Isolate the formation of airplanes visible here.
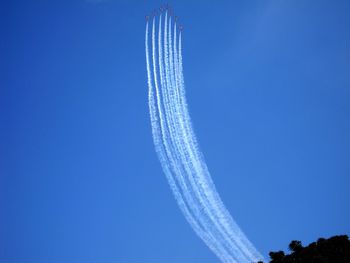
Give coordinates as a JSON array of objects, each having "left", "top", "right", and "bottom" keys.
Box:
[{"left": 145, "top": 4, "right": 183, "bottom": 31}]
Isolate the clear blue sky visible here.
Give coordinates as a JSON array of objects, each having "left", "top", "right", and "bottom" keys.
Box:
[{"left": 2, "top": 1, "right": 350, "bottom": 263}]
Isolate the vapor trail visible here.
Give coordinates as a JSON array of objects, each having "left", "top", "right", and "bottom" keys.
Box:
[
  {"left": 145, "top": 12, "right": 264, "bottom": 263},
  {"left": 147, "top": 18, "right": 230, "bottom": 263}
]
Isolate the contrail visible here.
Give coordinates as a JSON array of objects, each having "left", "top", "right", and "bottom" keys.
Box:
[
  {"left": 145, "top": 11, "right": 264, "bottom": 263},
  {"left": 147, "top": 18, "right": 229, "bottom": 262}
]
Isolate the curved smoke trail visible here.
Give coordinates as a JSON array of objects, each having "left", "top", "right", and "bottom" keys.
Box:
[{"left": 145, "top": 11, "right": 264, "bottom": 263}]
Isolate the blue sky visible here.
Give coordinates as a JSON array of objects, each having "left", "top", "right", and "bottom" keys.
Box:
[{"left": 2, "top": 1, "right": 350, "bottom": 262}]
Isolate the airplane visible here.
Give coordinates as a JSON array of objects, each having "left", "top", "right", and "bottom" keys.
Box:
[
  {"left": 145, "top": 15, "right": 150, "bottom": 21},
  {"left": 179, "top": 25, "right": 184, "bottom": 31},
  {"left": 174, "top": 16, "right": 178, "bottom": 22}
]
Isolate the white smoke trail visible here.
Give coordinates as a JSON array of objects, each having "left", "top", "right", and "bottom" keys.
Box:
[
  {"left": 176, "top": 29, "right": 263, "bottom": 263},
  {"left": 160, "top": 15, "right": 232, "bottom": 262},
  {"left": 176, "top": 28, "right": 261, "bottom": 262},
  {"left": 166, "top": 17, "right": 244, "bottom": 261},
  {"left": 145, "top": 12, "right": 264, "bottom": 263},
  {"left": 147, "top": 18, "right": 231, "bottom": 263}
]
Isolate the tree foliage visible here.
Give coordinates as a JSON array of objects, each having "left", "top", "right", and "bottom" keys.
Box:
[{"left": 257, "top": 235, "right": 350, "bottom": 263}]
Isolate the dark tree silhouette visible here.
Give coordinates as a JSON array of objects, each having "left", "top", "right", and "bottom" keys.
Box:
[
  {"left": 256, "top": 235, "right": 350, "bottom": 263},
  {"left": 269, "top": 251, "right": 285, "bottom": 262},
  {"left": 288, "top": 240, "right": 302, "bottom": 252}
]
